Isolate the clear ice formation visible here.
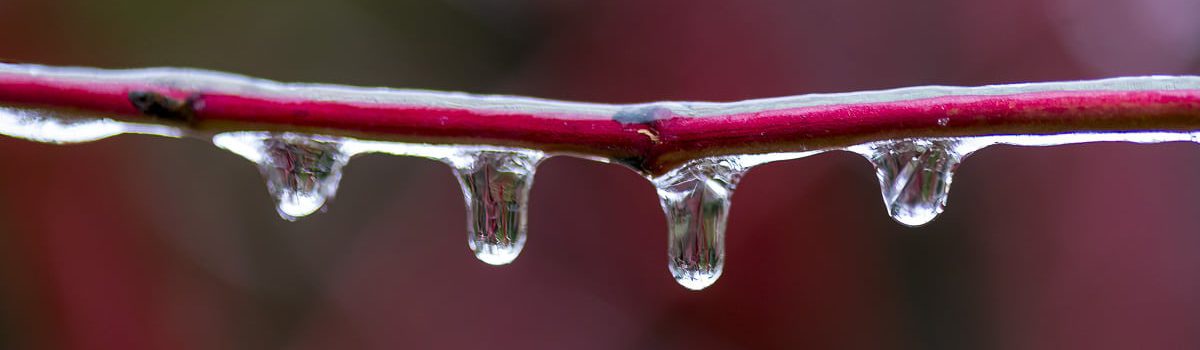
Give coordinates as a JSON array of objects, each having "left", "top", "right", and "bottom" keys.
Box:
[
  {"left": 0, "top": 106, "right": 180, "bottom": 143},
  {"left": 216, "top": 132, "right": 547, "bottom": 265},
  {"left": 653, "top": 157, "right": 749, "bottom": 290},
  {"left": 445, "top": 150, "right": 544, "bottom": 265},
  {"left": 3, "top": 63, "right": 1200, "bottom": 290},
  {"left": 9, "top": 106, "right": 1200, "bottom": 290},
  {"left": 851, "top": 140, "right": 967, "bottom": 227},
  {"left": 213, "top": 132, "right": 350, "bottom": 221},
  {"left": 845, "top": 132, "right": 1200, "bottom": 228}
]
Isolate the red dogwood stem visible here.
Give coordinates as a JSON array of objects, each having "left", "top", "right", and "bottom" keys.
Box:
[{"left": 1, "top": 64, "right": 1198, "bottom": 175}]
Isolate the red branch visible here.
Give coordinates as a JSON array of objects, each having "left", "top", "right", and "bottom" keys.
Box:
[{"left": 1, "top": 64, "right": 1199, "bottom": 175}]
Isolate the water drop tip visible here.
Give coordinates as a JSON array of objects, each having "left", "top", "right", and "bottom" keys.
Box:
[
  {"left": 472, "top": 245, "right": 523, "bottom": 266},
  {"left": 274, "top": 207, "right": 320, "bottom": 222},
  {"left": 671, "top": 268, "right": 722, "bottom": 290},
  {"left": 272, "top": 192, "right": 328, "bottom": 221},
  {"left": 894, "top": 217, "right": 935, "bottom": 227},
  {"left": 674, "top": 276, "right": 718, "bottom": 291},
  {"left": 889, "top": 209, "right": 942, "bottom": 227}
]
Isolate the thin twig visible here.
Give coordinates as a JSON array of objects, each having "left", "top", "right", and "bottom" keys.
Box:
[{"left": 1, "top": 63, "right": 1198, "bottom": 175}]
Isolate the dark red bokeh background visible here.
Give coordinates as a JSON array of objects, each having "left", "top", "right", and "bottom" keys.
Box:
[{"left": 1, "top": 0, "right": 1199, "bottom": 349}]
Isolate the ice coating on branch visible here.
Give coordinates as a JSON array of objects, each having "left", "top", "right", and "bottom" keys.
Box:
[
  {"left": 653, "top": 157, "right": 749, "bottom": 290},
  {"left": 3, "top": 62, "right": 1200, "bottom": 291},
  {"left": 213, "top": 132, "right": 350, "bottom": 221},
  {"left": 2, "top": 63, "right": 1197, "bottom": 120},
  {"left": 0, "top": 106, "right": 180, "bottom": 143},
  {"left": 446, "top": 149, "right": 544, "bottom": 265}
]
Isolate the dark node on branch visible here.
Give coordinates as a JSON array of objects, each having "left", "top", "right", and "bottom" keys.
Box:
[
  {"left": 0, "top": 58, "right": 20, "bottom": 64},
  {"left": 128, "top": 91, "right": 197, "bottom": 123},
  {"left": 614, "top": 105, "right": 673, "bottom": 125}
]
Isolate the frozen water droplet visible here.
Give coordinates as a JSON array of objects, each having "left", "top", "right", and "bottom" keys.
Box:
[
  {"left": 853, "top": 140, "right": 964, "bottom": 227},
  {"left": 449, "top": 150, "right": 544, "bottom": 265},
  {"left": 653, "top": 157, "right": 747, "bottom": 290},
  {"left": 214, "top": 132, "right": 350, "bottom": 221}
]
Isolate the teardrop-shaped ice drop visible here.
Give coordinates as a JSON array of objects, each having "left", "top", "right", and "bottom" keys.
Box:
[
  {"left": 653, "top": 157, "right": 747, "bottom": 290},
  {"left": 854, "top": 140, "right": 964, "bottom": 227},
  {"left": 448, "top": 150, "right": 544, "bottom": 265},
  {"left": 213, "top": 132, "right": 350, "bottom": 221}
]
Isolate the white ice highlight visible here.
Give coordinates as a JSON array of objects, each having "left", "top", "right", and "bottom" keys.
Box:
[{"left": 0, "top": 107, "right": 179, "bottom": 144}]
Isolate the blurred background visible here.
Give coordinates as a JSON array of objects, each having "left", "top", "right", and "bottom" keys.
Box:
[{"left": 2, "top": 0, "right": 1200, "bottom": 349}]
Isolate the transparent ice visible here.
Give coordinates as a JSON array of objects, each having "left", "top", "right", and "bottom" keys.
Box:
[
  {"left": 851, "top": 140, "right": 966, "bottom": 227},
  {"left": 446, "top": 150, "right": 544, "bottom": 265},
  {"left": 3, "top": 62, "right": 1200, "bottom": 290},
  {"left": 0, "top": 106, "right": 180, "bottom": 143},
  {"left": 213, "top": 132, "right": 350, "bottom": 221},
  {"left": 653, "top": 157, "right": 749, "bottom": 290}
]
